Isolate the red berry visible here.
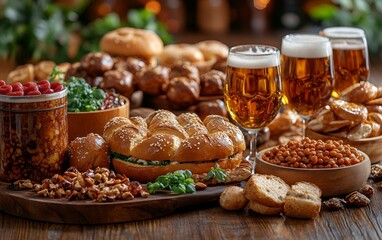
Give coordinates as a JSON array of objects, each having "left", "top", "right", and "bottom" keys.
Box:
[
  {"left": 50, "top": 81, "right": 61, "bottom": 89},
  {"left": 24, "top": 85, "right": 39, "bottom": 94},
  {"left": 38, "top": 82, "right": 50, "bottom": 92},
  {"left": 0, "top": 85, "right": 12, "bottom": 94},
  {"left": 7, "top": 90, "right": 24, "bottom": 96},
  {"left": 42, "top": 89, "right": 54, "bottom": 94},
  {"left": 23, "top": 81, "right": 37, "bottom": 88},
  {"left": 0, "top": 80, "right": 6, "bottom": 86},
  {"left": 26, "top": 90, "right": 41, "bottom": 95},
  {"left": 10, "top": 82, "right": 23, "bottom": 92},
  {"left": 53, "top": 84, "right": 64, "bottom": 92}
]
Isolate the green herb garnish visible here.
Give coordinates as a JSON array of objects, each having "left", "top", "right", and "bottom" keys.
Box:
[
  {"left": 147, "top": 170, "right": 195, "bottom": 194},
  {"left": 66, "top": 77, "right": 106, "bottom": 112},
  {"left": 205, "top": 164, "right": 227, "bottom": 183}
]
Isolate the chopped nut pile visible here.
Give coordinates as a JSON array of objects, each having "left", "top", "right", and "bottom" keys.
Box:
[{"left": 13, "top": 167, "right": 149, "bottom": 202}]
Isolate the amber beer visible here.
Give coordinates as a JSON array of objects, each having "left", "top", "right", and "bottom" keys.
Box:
[
  {"left": 281, "top": 34, "right": 334, "bottom": 117},
  {"left": 321, "top": 27, "right": 369, "bottom": 97},
  {"left": 225, "top": 47, "right": 282, "bottom": 130}
]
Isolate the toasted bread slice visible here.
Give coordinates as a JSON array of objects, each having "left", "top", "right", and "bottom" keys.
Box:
[
  {"left": 283, "top": 182, "right": 322, "bottom": 219},
  {"left": 244, "top": 174, "right": 290, "bottom": 208},
  {"left": 248, "top": 200, "right": 282, "bottom": 216}
]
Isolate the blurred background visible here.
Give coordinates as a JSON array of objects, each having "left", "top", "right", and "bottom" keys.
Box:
[{"left": 0, "top": 0, "right": 382, "bottom": 78}]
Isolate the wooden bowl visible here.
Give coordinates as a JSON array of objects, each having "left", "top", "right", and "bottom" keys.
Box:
[
  {"left": 306, "top": 128, "right": 382, "bottom": 164},
  {"left": 68, "top": 96, "right": 129, "bottom": 142},
  {"left": 255, "top": 147, "right": 371, "bottom": 197}
]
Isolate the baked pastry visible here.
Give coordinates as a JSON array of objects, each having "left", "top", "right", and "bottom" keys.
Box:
[
  {"left": 166, "top": 77, "right": 200, "bottom": 107},
  {"left": 195, "top": 40, "right": 228, "bottom": 62},
  {"left": 341, "top": 81, "right": 379, "bottom": 103},
  {"left": 68, "top": 133, "right": 111, "bottom": 172},
  {"left": 283, "top": 182, "right": 322, "bottom": 219},
  {"left": 7, "top": 64, "right": 34, "bottom": 84},
  {"left": 81, "top": 52, "right": 114, "bottom": 77},
  {"left": 34, "top": 60, "right": 56, "bottom": 81},
  {"left": 330, "top": 99, "right": 368, "bottom": 123},
  {"left": 101, "top": 69, "right": 134, "bottom": 99},
  {"left": 195, "top": 99, "right": 227, "bottom": 120},
  {"left": 158, "top": 43, "right": 204, "bottom": 67},
  {"left": 103, "top": 110, "right": 246, "bottom": 183},
  {"left": 247, "top": 200, "right": 283, "bottom": 215},
  {"left": 244, "top": 174, "right": 290, "bottom": 208},
  {"left": 136, "top": 65, "right": 170, "bottom": 95},
  {"left": 169, "top": 62, "right": 200, "bottom": 83},
  {"left": 65, "top": 62, "right": 88, "bottom": 80},
  {"left": 100, "top": 27, "right": 163, "bottom": 66},
  {"left": 200, "top": 70, "right": 225, "bottom": 96},
  {"left": 219, "top": 186, "right": 248, "bottom": 211}
]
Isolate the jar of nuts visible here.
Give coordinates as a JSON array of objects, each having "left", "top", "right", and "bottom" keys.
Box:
[{"left": 0, "top": 87, "right": 68, "bottom": 182}]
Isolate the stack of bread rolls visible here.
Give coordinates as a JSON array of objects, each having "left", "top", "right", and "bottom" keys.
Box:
[{"left": 102, "top": 109, "right": 250, "bottom": 183}]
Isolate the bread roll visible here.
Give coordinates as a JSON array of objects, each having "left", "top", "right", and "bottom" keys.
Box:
[
  {"left": 100, "top": 27, "right": 163, "bottom": 64},
  {"left": 341, "top": 81, "right": 379, "bottom": 103},
  {"left": 7, "top": 64, "right": 34, "bottom": 84},
  {"left": 166, "top": 77, "right": 200, "bottom": 107},
  {"left": 137, "top": 65, "right": 170, "bottom": 95},
  {"left": 200, "top": 70, "right": 225, "bottom": 96},
  {"left": 69, "top": 133, "right": 111, "bottom": 171},
  {"left": 248, "top": 200, "right": 282, "bottom": 215},
  {"left": 220, "top": 186, "right": 248, "bottom": 211},
  {"left": 103, "top": 110, "right": 246, "bottom": 182},
  {"left": 330, "top": 99, "right": 368, "bottom": 123},
  {"left": 81, "top": 52, "right": 114, "bottom": 77},
  {"left": 244, "top": 174, "right": 290, "bottom": 208},
  {"left": 101, "top": 69, "right": 134, "bottom": 98},
  {"left": 158, "top": 43, "right": 204, "bottom": 67},
  {"left": 34, "top": 61, "right": 56, "bottom": 81},
  {"left": 283, "top": 182, "right": 322, "bottom": 219}
]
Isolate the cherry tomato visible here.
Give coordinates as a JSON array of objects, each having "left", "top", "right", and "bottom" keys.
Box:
[
  {"left": 24, "top": 85, "right": 39, "bottom": 94},
  {"left": 53, "top": 84, "right": 64, "bottom": 92},
  {"left": 10, "top": 82, "right": 23, "bottom": 92},
  {"left": 42, "top": 89, "right": 54, "bottom": 94},
  {"left": 26, "top": 90, "right": 41, "bottom": 95},
  {"left": 7, "top": 90, "right": 24, "bottom": 96},
  {"left": 0, "top": 85, "right": 12, "bottom": 94},
  {"left": 23, "top": 82, "right": 37, "bottom": 88},
  {"left": 50, "top": 82, "right": 61, "bottom": 89},
  {"left": 0, "top": 80, "right": 6, "bottom": 86},
  {"left": 37, "top": 80, "right": 51, "bottom": 92}
]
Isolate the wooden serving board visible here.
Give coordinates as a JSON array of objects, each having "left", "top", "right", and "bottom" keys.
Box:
[{"left": 0, "top": 181, "right": 229, "bottom": 224}]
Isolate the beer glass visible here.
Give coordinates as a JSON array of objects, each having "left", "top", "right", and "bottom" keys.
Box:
[
  {"left": 320, "top": 27, "right": 369, "bottom": 98},
  {"left": 225, "top": 45, "right": 282, "bottom": 168},
  {"left": 281, "top": 34, "right": 334, "bottom": 137}
]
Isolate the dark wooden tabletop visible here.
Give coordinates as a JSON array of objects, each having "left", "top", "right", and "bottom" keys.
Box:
[{"left": 1, "top": 38, "right": 382, "bottom": 240}]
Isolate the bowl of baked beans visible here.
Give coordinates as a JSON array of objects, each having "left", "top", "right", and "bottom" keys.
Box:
[{"left": 255, "top": 137, "right": 371, "bottom": 197}]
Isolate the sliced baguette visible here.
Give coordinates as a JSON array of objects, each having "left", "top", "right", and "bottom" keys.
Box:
[
  {"left": 244, "top": 174, "right": 290, "bottom": 208},
  {"left": 283, "top": 182, "right": 322, "bottom": 219},
  {"left": 248, "top": 200, "right": 282, "bottom": 216}
]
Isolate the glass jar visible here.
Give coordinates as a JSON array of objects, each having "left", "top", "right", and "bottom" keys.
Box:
[{"left": 0, "top": 90, "right": 68, "bottom": 182}]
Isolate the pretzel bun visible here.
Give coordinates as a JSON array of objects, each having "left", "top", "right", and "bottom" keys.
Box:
[
  {"left": 158, "top": 43, "right": 204, "bottom": 67},
  {"left": 341, "top": 81, "right": 379, "bottom": 103},
  {"left": 195, "top": 40, "right": 228, "bottom": 61},
  {"left": 103, "top": 110, "right": 246, "bottom": 182},
  {"left": 330, "top": 99, "right": 368, "bottom": 123},
  {"left": 100, "top": 27, "right": 163, "bottom": 63}
]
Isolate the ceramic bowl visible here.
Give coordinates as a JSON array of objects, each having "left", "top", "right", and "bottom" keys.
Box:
[
  {"left": 306, "top": 128, "right": 382, "bottom": 164},
  {"left": 255, "top": 147, "right": 371, "bottom": 197},
  {"left": 67, "top": 96, "right": 129, "bottom": 142}
]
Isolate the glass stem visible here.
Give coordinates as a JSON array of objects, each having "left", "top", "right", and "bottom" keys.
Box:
[
  {"left": 247, "top": 130, "right": 259, "bottom": 174},
  {"left": 301, "top": 117, "right": 306, "bottom": 138}
]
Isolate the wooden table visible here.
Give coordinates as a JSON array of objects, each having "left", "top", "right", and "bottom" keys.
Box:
[
  {"left": 0, "top": 178, "right": 381, "bottom": 240},
  {"left": 1, "top": 40, "right": 382, "bottom": 240}
]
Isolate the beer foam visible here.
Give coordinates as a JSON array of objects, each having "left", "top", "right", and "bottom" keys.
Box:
[
  {"left": 227, "top": 50, "right": 279, "bottom": 69},
  {"left": 322, "top": 27, "right": 365, "bottom": 38},
  {"left": 331, "top": 40, "right": 366, "bottom": 50},
  {"left": 281, "top": 34, "right": 332, "bottom": 58}
]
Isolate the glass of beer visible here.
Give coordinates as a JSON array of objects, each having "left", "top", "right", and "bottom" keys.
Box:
[
  {"left": 281, "top": 34, "right": 334, "bottom": 137},
  {"left": 320, "top": 27, "right": 369, "bottom": 98},
  {"left": 225, "top": 45, "right": 282, "bottom": 168}
]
